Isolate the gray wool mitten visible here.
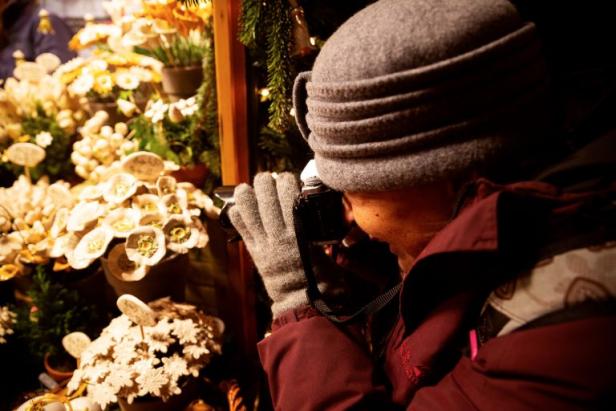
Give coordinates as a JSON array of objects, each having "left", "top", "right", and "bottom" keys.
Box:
[{"left": 228, "top": 172, "right": 308, "bottom": 318}]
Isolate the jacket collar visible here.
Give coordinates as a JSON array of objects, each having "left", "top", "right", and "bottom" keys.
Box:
[{"left": 398, "top": 178, "right": 568, "bottom": 333}]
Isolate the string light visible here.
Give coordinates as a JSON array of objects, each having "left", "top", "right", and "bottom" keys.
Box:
[{"left": 258, "top": 88, "right": 271, "bottom": 102}]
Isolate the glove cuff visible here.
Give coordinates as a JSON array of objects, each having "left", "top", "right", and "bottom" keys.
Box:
[{"left": 271, "top": 287, "right": 310, "bottom": 318}]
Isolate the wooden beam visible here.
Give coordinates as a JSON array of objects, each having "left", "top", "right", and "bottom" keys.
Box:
[
  {"left": 212, "top": 0, "right": 257, "bottom": 357},
  {"left": 213, "top": 0, "right": 250, "bottom": 185}
]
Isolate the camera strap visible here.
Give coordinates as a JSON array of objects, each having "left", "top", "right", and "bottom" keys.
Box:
[
  {"left": 308, "top": 282, "right": 402, "bottom": 324},
  {"left": 293, "top": 200, "right": 401, "bottom": 324}
]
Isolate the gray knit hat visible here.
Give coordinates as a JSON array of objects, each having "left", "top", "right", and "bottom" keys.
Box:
[{"left": 293, "top": 0, "right": 551, "bottom": 192}]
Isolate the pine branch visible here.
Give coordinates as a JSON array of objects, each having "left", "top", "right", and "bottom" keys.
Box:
[
  {"left": 264, "top": 0, "right": 293, "bottom": 131},
  {"left": 238, "top": 0, "right": 261, "bottom": 49}
]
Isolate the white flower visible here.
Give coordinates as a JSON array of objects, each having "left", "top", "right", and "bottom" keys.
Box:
[
  {"left": 73, "top": 226, "right": 113, "bottom": 260},
  {"left": 117, "top": 98, "right": 137, "bottom": 117},
  {"left": 103, "top": 173, "right": 138, "bottom": 204},
  {"left": 162, "top": 190, "right": 188, "bottom": 216},
  {"left": 35, "top": 131, "right": 53, "bottom": 148},
  {"left": 183, "top": 344, "right": 209, "bottom": 360},
  {"left": 105, "top": 315, "right": 133, "bottom": 341},
  {"left": 136, "top": 366, "right": 167, "bottom": 397},
  {"left": 105, "top": 243, "right": 148, "bottom": 281},
  {"left": 89, "top": 381, "right": 117, "bottom": 409},
  {"left": 125, "top": 226, "right": 166, "bottom": 266},
  {"left": 161, "top": 355, "right": 188, "bottom": 381},
  {"left": 144, "top": 99, "right": 168, "bottom": 123},
  {"left": 132, "top": 194, "right": 166, "bottom": 216},
  {"left": 67, "top": 201, "right": 106, "bottom": 232},
  {"left": 115, "top": 71, "right": 140, "bottom": 90},
  {"left": 156, "top": 175, "right": 177, "bottom": 196},
  {"left": 106, "top": 365, "right": 135, "bottom": 392},
  {"left": 0, "top": 306, "right": 16, "bottom": 344},
  {"left": 69, "top": 73, "right": 94, "bottom": 96},
  {"left": 129, "top": 66, "right": 154, "bottom": 82},
  {"left": 171, "top": 319, "right": 199, "bottom": 345},
  {"left": 175, "top": 96, "right": 198, "bottom": 117},
  {"left": 104, "top": 208, "right": 140, "bottom": 238},
  {"left": 163, "top": 216, "right": 199, "bottom": 254}
]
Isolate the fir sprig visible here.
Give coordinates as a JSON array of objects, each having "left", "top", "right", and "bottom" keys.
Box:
[
  {"left": 264, "top": 0, "right": 294, "bottom": 132},
  {"left": 238, "top": 0, "right": 261, "bottom": 49},
  {"left": 13, "top": 267, "right": 97, "bottom": 361}
]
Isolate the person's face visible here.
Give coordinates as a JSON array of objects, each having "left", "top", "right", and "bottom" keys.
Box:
[{"left": 343, "top": 182, "right": 455, "bottom": 274}]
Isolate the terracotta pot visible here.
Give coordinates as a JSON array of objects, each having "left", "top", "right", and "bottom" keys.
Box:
[
  {"left": 118, "top": 377, "right": 199, "bottom": 411},
  {"left": 101, "top": 253, "right": 189, "bottom": 303},
  {"left": 44, "top": 352, "right": 74, "bottom": 383},
  {"left": 171, "top": 163, "right": 209, "bottom": 187},
  {"left": 161, "top": 65, "right": 203, "bottom": 100}
]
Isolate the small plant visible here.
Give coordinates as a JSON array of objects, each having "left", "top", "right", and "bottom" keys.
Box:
[
  {"left": 131, "top": 97, "right": 207, "bottom": 167},
  {"left": 136, "top": 29, "right": 211, "bottom": 68},
  {"left": 68, "top": 297, "right": 223, "bottom": 408},
  {"left": 0, "top": 305, "right": 16, "bottom": 344},
  {"left": 13, "top": 266, "right": 97, "bottom": 364}
]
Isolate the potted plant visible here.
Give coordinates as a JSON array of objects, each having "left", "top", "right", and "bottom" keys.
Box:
[
  {"left": 67, "top": 297, "right": 223, "bottom": 410},
  {"left": 0, "top": 305, "right": 16, "bottom": 345},
  {"left": 54, "top": 151, "right": 216, "bottom": 302},
  {"left": 130, "top": 96, "right": 217, "bottom": 188},
  {"left": 0, "top": 175, "right": 76, "bottom": 282},
  {"left": 126, "top": 0, "right": 212, "bottom": 99},
  {"left": 0, "top": 56, "right": 84, "bottom": 182},
  {"left": 12, "top": 267, "right": 98, "bottom": 382},
  {"left": 56, "top": 52, "right": 162, "bottom": 124}
]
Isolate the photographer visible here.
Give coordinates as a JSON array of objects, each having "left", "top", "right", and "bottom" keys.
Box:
[{"left": 229, "top": 0, "right": 616, "bottom": 409}]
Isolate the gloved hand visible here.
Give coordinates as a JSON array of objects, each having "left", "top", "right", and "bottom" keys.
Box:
[{"left": 228, "top": 172, "right": 308, "bottom": 318}]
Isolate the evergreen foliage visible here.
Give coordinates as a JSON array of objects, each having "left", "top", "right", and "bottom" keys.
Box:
[{"left": 13, "top": 267, "right": 97, "bottom": 361}]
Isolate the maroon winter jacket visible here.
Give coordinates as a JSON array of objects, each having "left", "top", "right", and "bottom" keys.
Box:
[{"left": 258, "top": 177, "right": 616, "bottom": 410}]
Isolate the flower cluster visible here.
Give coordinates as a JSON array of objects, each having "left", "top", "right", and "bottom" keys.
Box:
[
  {"left": 132, "top": 96, "right": 206, "bottom": 166},
  {"left": 0, "top": 176, "right": 74, "bottom": 280},
  {"left": 145, "top": 97, "right": 198, "bottom": 124},
  {"left": 71, "top": 112, "right": 137, "bottom": 182},
  {"left": 67, "top": 298, "right": 223, "bottom": 408},
  {"left": 55, "top": 52, "right": 162, "bottom": 102},
  {"left": 0, "top": 55, "right": 85, "bottom": 178},
  {"left": 57, "top": 153, "right": 215, "bottom": 279},
  {"left": 0, "top": 305, "right": 16, "bottom": 344}
]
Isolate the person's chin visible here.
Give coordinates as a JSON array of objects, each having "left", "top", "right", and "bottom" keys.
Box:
[{"left": 391, "top": 248, "right": 414, "bottom": 275}]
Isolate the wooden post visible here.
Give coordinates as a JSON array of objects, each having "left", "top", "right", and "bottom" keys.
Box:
[{"left": 212, "top": 0, "right": 257, "bottom": 356}]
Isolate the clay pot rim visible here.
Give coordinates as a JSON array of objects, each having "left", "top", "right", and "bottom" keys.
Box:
[{"left": 44, "top": 352, "right": 75, "bottom": 382}]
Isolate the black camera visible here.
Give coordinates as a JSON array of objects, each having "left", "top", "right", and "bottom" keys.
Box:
[{"left": 293, "top": 162, "right": 348, "bottom": 245}]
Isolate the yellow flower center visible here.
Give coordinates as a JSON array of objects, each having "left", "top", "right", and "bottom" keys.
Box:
[
  {"left": 112, "top": 218, "right": 134, "bottom": 232},
  {"left": 137, "top": 234, "right": 157, "bottom": 257},
  {"left": 170, "top": 226, "right": 189, "bottom": 243},
  {"left": 168, "top": 202, "right": 181, "bottom": 214},
  {"left": 88, "top": 238, "right": 103, "bottom": 253},
  {"left": 113, "top": 183, "right": 129, "bottom": 197}
]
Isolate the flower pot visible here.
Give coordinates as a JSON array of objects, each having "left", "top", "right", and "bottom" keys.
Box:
[
  {"left": 161, "top": 65, "right": 203, "bottom": 100},
  {"left": 118, "top": 377, "right": 200, "bottom": 411},
  {"left": 44, "top": 352, "right": 75, "bottom": 383},
  {"left": 171, "top": 163, "right": 209, "bottom": 188},
  {"left": 102, "top": 253, "right": 189, "bottom": 302}
]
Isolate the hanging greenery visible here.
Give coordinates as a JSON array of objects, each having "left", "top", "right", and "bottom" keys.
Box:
[{"left": 195, "top": 24, "right": 222, "bottom": 192}]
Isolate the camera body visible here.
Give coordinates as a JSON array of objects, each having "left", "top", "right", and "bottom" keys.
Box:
[{"left": 294, "top": 162, "right": 347, "bottom": 245}]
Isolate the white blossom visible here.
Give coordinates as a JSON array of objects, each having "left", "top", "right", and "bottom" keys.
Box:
[{"left": 35, "top": 131, "right": 53, "bottom": 148}]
